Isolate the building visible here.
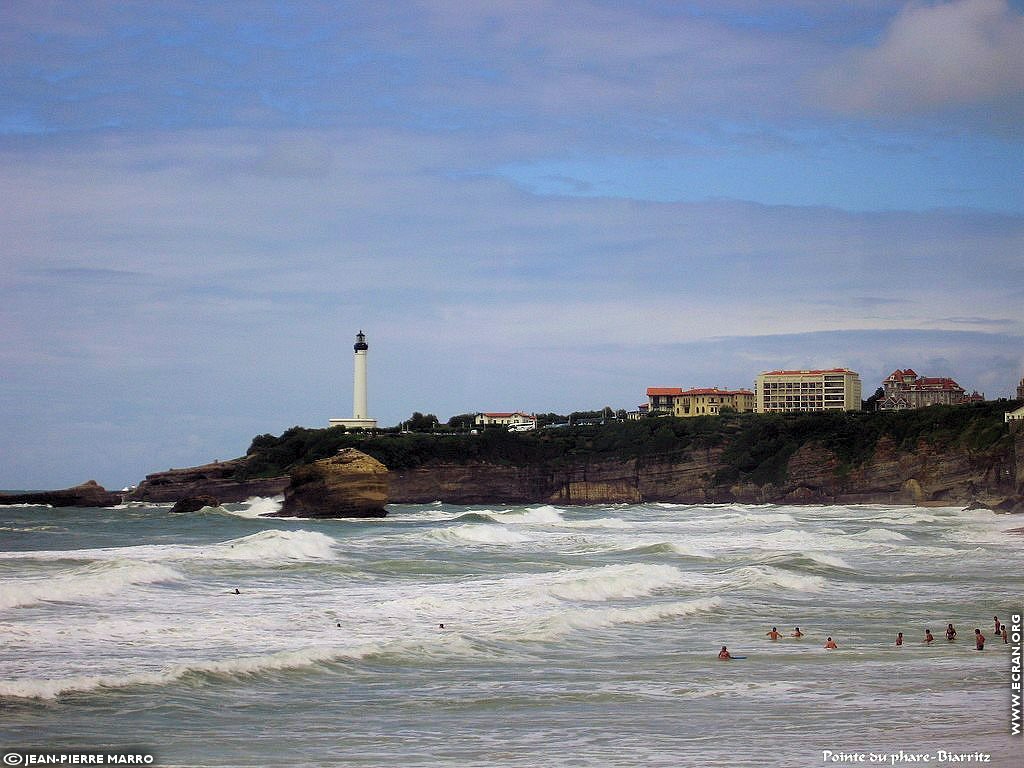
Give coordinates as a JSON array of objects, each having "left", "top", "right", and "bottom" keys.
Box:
[
  {"left": 755, "top": 369, "right": 862, "bottom": 413},
  {"left": 1017, "top": 376, "right": 1024, "bottom": 401},
  {"left": 328, "top": 330, "right": 378, "bottom": 430},
  {"left": 1006, "top": 405, "right": 1024, "bottom": 429},
  {"left": 877, "top": 368, "right": 982, "bottom": 410},
  {"left": 475, "top": 412, "right": 537, "bottom": 431},
  {"left": 645, "top": 387, "right": 755, "bottom": 417}
]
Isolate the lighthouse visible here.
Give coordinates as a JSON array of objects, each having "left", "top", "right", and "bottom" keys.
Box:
[{"left": 329, "top": 330, "right": 378, "bottom": 430}]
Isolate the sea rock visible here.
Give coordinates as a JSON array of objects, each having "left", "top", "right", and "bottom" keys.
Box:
[
  {"left": 128, "top": 459, "right": 289, "bottom": 503},
  {"left": 276, "top": 449, "right": 388, "bottom": 518},
  {"left": 0, "top": 480, "right": 122, "bottom": 508},
  {"left": 169, "top": 495, "right": 221, "bottom": 514}
]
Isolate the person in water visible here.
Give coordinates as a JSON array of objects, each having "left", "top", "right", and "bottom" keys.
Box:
[
  {"left": 766, "top": 627, "right": 783, "bottom": 640},
  {"left": 718, "top": 645, "right": 733, "bottom": 660},
  {"left": 895, "top": 632, "right": 904, "bottom": 646},
  {"left": 945, "top": 623, "right": 957, "bottom": 641},
  {"left": 1002, "top": 624, "right": 1009, "bottom": 644},
  {"left": 924, "top": 629, "right": 934, "bottom": 644},
  {"left": 994, "top": 616, "right": 1001, "bottom": 635},
  {"left": 791, "top": 627, "right": 804, "bottom": 638},
  {"left": 232, "top": 588, "right": 241, "bottom": 595},
  {"left": 975, "top": 629, "right": 985, "bottom": 650},
  {"left": 824, "top": 637, "right": 838, "bottom": 649}
]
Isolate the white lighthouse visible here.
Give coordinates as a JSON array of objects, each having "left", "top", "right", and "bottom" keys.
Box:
[{"left": 329, "top": 330, "right": 378, "bottom": 430}]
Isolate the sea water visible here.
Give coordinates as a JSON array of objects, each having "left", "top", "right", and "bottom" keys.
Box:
[{"left": 0, "top": 500, "right": 1021, "bottom": 767}]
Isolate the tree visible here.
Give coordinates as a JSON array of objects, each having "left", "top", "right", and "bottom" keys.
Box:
[
  {"left": 863, "top": 387, "right": 885, "bottom": 412},
  {"left": 405, "top": 412, "right": 440, "bottom": 432}
]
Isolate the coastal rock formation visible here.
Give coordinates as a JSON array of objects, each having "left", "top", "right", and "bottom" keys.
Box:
[
  {"left": 129, "top": 459, "right": 289, "bottom": 504},
  {"left": 275, "top": 449, "right": 388, "bottom": 518},
  {"left": 0, "top": 480, "right": 122, "bottom": 508},
  {"left": 386, "top": 432, "right": 1020, "bottom": 508},
  {"left": 169, "top": 495, "right": 221, "bottom": 514}
]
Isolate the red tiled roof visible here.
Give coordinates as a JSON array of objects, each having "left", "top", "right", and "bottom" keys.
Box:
[
  {"left": 480, "top": 412, "right": 534, "bottom": 419},
  {"left": 761, "top": 369, "right": 855, "bottom": 376},
  {"left": 647, "top": 387, "right": 684, "bottom": 396},
  {"left": 680, "top": 388, "right": 755, "bottom": 396}
]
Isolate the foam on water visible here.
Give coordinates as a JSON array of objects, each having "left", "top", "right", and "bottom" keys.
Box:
[
  {"left": 0, "top": 560, "right": 183, "bottom": 609},
  {"left": 432, "top": 524, "right": 532, "bottom": 545},
  {"left": 559, "top": 596, "right": 723, "bottom": 630},
  {"left": 729, "top": 565, "right": 827, "bottom": 593},
  {"left": 546, "top": 563, "right": 687, "bottom": 601},
  {"left": 850, "top": 528, "right": 913, "bottom": 543},
  {"left": 203, "top": 529, "right": 339, "bottom": 561},
  {"left": 0, "top": 643, "right": 385, "bottom": 700},
  {"left": 224, "top": 495, "right": 284, "bottom": 518}
]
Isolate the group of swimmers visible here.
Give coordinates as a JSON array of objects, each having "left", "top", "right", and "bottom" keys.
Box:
[{"left": 718, "top": 615, "right": 1010, "bottom": 660}]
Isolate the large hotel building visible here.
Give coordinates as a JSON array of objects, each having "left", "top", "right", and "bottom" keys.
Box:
[{"left": 755, "top": 369, "right": 862, "bottom": 413}]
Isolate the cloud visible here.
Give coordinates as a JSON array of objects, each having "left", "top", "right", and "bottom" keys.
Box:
[{"left": 816, "top": 0, "right": 1024, "bottom": 114}]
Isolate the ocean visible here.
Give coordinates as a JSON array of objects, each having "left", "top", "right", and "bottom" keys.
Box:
[{"left": 0, "top": 499, "right": 1021, "bottom": 768}]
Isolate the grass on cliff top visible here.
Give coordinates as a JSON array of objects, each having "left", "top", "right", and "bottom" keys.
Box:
[{"left": 234, "top": 400, "right": 1018, "bottom": 484}]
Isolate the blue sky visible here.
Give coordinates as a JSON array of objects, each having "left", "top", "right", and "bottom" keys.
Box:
[{"left": 2, "top": 0, "right": 1023, "bottom": 489}]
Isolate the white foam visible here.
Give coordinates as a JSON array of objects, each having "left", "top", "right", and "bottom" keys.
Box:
[
  {"left": 560, "top": 597, "right": 723, "bottom": 630},
  {"left": 435, "top": 524, "right": 531, "bottom": 545},
  {"left": 850, "top": 528, "right": 912, "bottom": 543},
  {"left": 0, "top": 643, "right": 382, "bottom": 700},
  {"left": 496, "top": 506, "right": 565, "bottom": 525},
  {"left": 223, "top": 495, "right": 285, "bottom": 518},
  {"left": 205, "top": 530, "right": 339, "bottom": 561},
  {"left": 547, "top": 563, "right": 687, "bottom": 602},
  {"left": 730, "top": 565, "right": 826, "bottom": 593},
  {"left": 0, "top": 561, "right": 183, "bottom": 610}
]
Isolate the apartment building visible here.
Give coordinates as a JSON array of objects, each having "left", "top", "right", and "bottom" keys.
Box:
[
  {"left": 646, "top": 387, "right": 756, "bottom": 417},
  {"left": 755, "top": 369, "right": 862, "bottom": 413}
]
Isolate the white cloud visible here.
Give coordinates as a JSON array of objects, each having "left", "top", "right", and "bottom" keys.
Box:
[{"left": 817, "top": 0, "right": 1024, "bottom": 114}]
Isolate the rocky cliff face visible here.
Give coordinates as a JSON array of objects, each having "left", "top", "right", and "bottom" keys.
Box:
[
  {"left": 275, "top": 449, "right": 388, "bottom": 518},
  {"left": 387, "top": 436, "right": 1019, "bottom": 508},
  {"left": 0, "top": 480, "right": 123, "bottom": 508},
  {"left": 128, "top": 459, "right": 289, "bottom": 503}
]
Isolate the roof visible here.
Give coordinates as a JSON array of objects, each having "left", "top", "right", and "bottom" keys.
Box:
[
  {"left": 760, "top": 368, "right": 856, "bottom": 376},
  {"left": 647, "top": 387, "right": 684, "bottom": 396},
  {"left": 680, "top": 388, "right": 755, "bottom": 396},
  {"left": 478, "top": 412, "right": 535, "bottom": 419}
]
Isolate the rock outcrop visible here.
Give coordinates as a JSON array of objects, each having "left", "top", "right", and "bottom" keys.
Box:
[
  {"left": 128, "top": 459, "right": 289, "bottom": 503},
  {"left": 275, "top": 449, "right": 388, "bottom": 518},
  {"left": 169, "top": 495, "right": 222, "bottom": 514},
  {"left": 387, "top": 433, "right": 1020, "bottom": 508},
  {"left": 0, "top": 480, "right": 122, "bottom": 508}
]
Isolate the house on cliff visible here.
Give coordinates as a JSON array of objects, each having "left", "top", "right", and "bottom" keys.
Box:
[
  {"left": 646, "top": 387, "right": 754, "bottom": 417},
  {"left": 878, "top": 368, "right": 983, "bottom": 411}
]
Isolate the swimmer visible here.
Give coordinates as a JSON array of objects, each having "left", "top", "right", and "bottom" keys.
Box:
[
  {"left": 439, "top": 623, "right": 445, "bottom": 629},
  {"left": 791, "top": 627, "right": 804, "bottom": 638},
  {"left": 975, "top": 629, "right": 985, "bottom": 651},
  {"left": 718, "top": 645, "right": 733, "bottom": 660},
  {"left": 924, "top": 629, "right": 934, "bottom": 644},
  {"left": 945, "top": 623, "right": 957, "bottom": 641},
  {"left": 766, "top": 626, "right": 783, "bottom": 640},
  {"left": 895, "top": 632, "right": 904, "bottom": 646},
  {"left": 994, "top": 616, "right": 1001, "bottom": 635},
  {"left": 824, "top": 637, "right": 838, "bottom": 650},
  {"left": 1002, "top": 624, "right": 1009, "bottom": 644},
  {"left": 232, "top": 588, "right": 240, "bottom": 595}
]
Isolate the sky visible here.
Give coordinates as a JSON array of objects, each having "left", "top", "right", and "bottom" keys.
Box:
[{"left": 2, "top": 0, "right": 1023, "bottom": 490}]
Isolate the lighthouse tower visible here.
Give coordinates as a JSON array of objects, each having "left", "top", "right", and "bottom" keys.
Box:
[{"left": 329, "top": 330, "right": 378, "bottom": 430}]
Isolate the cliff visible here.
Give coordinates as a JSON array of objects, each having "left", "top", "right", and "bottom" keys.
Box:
[
  {"left": 117, "top": 401, "right": 1024, "bottom": 510},
  {"left": 128, "top": 459, "right": 289, "bottom": 503},
  {"left": 0, "top": 480, "right": 123, "bottom": 508},
  {"left": 273, "top": 449, "right": 388, "bottom": 518}
]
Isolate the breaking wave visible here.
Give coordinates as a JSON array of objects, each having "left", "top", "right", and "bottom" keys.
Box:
[
  {"left": 0, "top": 561, "right": 183, "bottom": 610},
  {"left": 729, "top": 565, "right": 826, "bottom": 593},
  {"left": 547, "top": 563, "right": 687, "bottom": 602}
]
